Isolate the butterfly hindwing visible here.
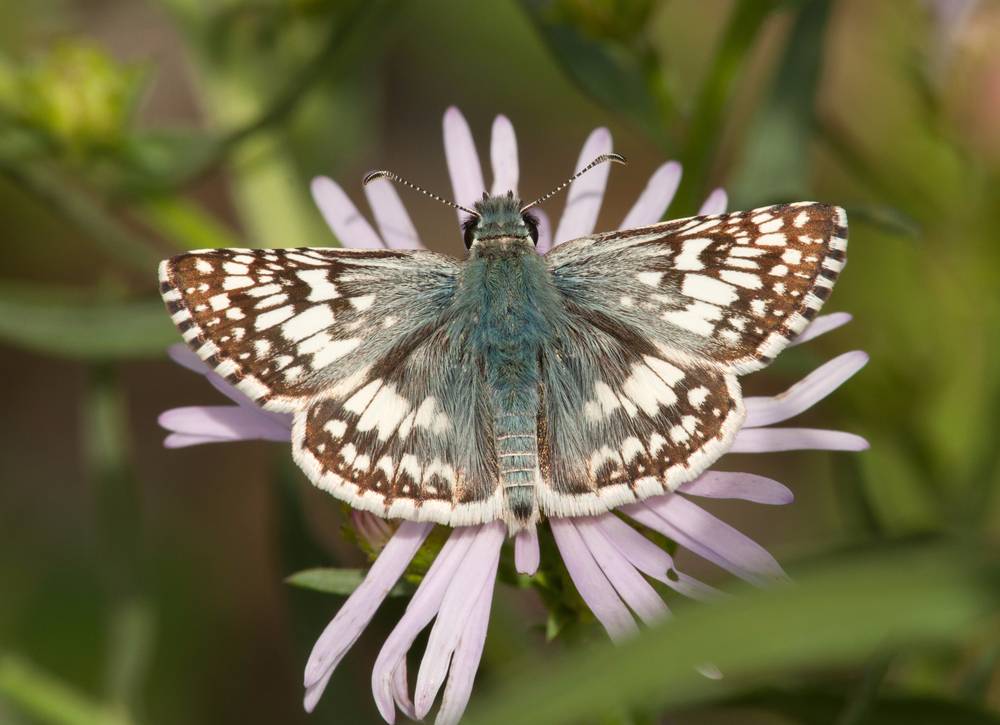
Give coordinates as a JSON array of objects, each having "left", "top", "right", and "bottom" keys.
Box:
[
  {"left": 536, "top": 307, "right": 744, "bottom": 517},
  {"left": 546, "top": 202, "right": 847, "bottom": 374},
  {"left": 292, "top": 321, "right": 504, "bottom": 524}
]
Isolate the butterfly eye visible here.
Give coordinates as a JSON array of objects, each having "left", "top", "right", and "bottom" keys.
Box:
[
  {"left": 522, "top": 213, "right": 539, "bottom": 245},
  {"left": 462, "top": 217, "right": 478, "bottom": 249}
]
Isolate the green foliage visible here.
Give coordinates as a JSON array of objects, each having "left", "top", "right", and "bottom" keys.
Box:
[
  {"left": 286, "top": 568, "right": 412, "bottom": 597},
  {"left": 0, "top": 285, "right": 175, "bottom": 360},
  {"left": 465, "top": 542, "right": 996, "bottom": 725},
  {"left": 0, "top": 42, "right": 144, "bottom": 158}
]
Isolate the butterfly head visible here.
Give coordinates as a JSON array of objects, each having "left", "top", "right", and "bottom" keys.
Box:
[
  {"left": 462, "top": 191, "right": 539, "bottom": 250},
  {"left": 363, "top": 151, "right": 625, "bottom": 254}
]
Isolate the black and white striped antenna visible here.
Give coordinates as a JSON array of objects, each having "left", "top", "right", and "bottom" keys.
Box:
[
  {"left": 363, "top": 170, "right": 480, "bottom": 217},
  {"left": 519, "top": 153, "right": 626, "bottom": 213}
]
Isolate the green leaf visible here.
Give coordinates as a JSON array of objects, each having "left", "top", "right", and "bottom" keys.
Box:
[
  {"left": 0, "top": 285, "right": 176, "bottom": 360},
  {"left": 0, "top": 654, "right": 130, "bottom": 725},
  {"left": 726, "top": 687, "right": 1000, "bottom": 725},
  {"left": 137, "top": 196, "right": 241, "bottom": 251},
  {"left": 285, "top": 567, "right": 412, "bottom": 597},
  {"left": 519, "top": 0, "right": 665, "bottom": 138},
  {"left": 464, "top": 542, "right": 994, "bottom": 725}
]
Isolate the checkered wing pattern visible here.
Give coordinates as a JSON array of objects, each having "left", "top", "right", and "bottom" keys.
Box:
[
  {"left": 536, "top": 203, "right": 846, "bottom": 516},
  {"left": 546, "top": 202, "right": 847, "bottom": 374},
  {"left": 160, "top": 247, "right": 461, "bottom": 412}
]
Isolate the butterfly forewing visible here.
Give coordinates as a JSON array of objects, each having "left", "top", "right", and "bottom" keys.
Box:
[
  {"left": 546, "top": 202, "right": 847, "bottom": 374},
  {"left": 160, "top": 247, "right": 460, "bottom": 411}
]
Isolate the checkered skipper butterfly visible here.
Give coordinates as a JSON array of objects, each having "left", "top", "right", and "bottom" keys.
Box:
[{"left": 160, "top": 154, "right": 846, "bottom": 531}]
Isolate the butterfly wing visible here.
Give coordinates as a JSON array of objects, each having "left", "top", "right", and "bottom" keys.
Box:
[
  {"left": 545, "top": 202, "right": 847, "bottom": 374},
  {"left": 538, "top": 202, "right": 846, "bottom": 516},
  {"left": 161, "top": 247, "right": 500, "bottom": 524}
]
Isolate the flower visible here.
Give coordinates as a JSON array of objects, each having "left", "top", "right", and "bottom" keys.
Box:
[{"left": 159, "top": 107, "right": 867, "bottom": 723}]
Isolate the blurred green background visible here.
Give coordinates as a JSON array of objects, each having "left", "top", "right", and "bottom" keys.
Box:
[{"left": 1, "top": 0, "right": 999, "bottom": 723}]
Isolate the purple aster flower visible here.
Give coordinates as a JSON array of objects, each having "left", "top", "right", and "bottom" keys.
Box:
[{"left": 159, "top": 107, "right": 867, "bottom": 724}]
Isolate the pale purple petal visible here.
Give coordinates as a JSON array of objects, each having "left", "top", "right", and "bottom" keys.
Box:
[
  {"left": 514, "top": 525, "right": 540, "bottom": 575},
  {"left": 310, "top": 176, "right": 384, "bottom": 248},
  {"left": 553, "top": 128, "right": 613, "bottom": 245},
  {"left": 698, "top": 187, "right": 728, "bottom": 215},
  {"left": 443, "top": 107, "right": 486, "bottom": 222},
  {"left": 159, "top": 406, "right": 290, "bottom": 445},
  {"left": 490, "top": 115, "right": 518, "bottom": 196},
  {"left": 351, "top": 511, "right": 394, "bottom": 552},
  {"left": 304, "top": 669, "right": 334, "bottom": 713},
  {"left": 592, "top": 512, "right": 741, "bottom": 602},
  {"left": 730, "top": 428, "right": 870, "bottom": 453},
  {"left": 363, "top": 177, "right": 424, "bottom": 249},
  {"left": 391, "top": 662, "right": 417, "bottom": 720},
  {"left": 371, "top": 526, "right": 479, "bottom": 723},
  {"left": 677, "top": 472, "right": 794, "bottom": 505},
  {"left": 167, "top": 344, "right": 294, "bottom": 430},
  {"left": 436, "top": 568, "right": 496, "bottom": 725},
  {"left": 414, "top": 523, "right": 503, "bottom": 719},
  {"left": 550, "top": 518, "right": 636, "bottom": 640},
  {"left": 575, "top": 518, "right": 669, "bottom": 625},
  {"left": 168, "top": 343, "right": 207, "bottom": 374},
  {"left": 622, "top": 496, "right": 786, "bottom": 585},
  {"left": 532, "top": 207, "right": 553, "bottom": 253},
  {"left": 744, "top": 351, "right": 869, "bottom": 428},
  {"left": 163, "top": 432, "right": 226, "bottom": 448},
  {"left": 303, "top": 521, "right": 433, "bottom": 710},
  {"left": 618, "top": 161, "right": 682, "bottom": 229},
  {"left": 789, "top": 312, "right": 853, "bottom": 346}
]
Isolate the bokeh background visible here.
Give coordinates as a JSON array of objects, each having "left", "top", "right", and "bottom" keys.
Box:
[{"left": 1, "top": 0, "right": 999, "bottom": 723}]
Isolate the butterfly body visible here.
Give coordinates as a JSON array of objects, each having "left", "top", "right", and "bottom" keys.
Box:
[
  {"left": 458, "top": 192, "right": 565, "bottom": 526},
  {"left": 160, "top": 197, "right": 847, "bottom": 532}
]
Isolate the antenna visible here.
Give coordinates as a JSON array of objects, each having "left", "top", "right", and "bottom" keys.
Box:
[
  {"left": 520, "top": 153, "right": 626, "bottom": 213},
  {"left": 363, "top": 170, "right": 480, "bottom": 217}
]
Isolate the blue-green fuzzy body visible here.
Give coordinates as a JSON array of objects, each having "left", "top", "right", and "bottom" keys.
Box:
[{"left": 457, "top": 232, "right": 560, "bottom": 524}]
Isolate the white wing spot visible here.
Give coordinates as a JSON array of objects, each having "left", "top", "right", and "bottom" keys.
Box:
[
  {"left": 781, "top": 249, "right": 802, "bottom": 264},
  {"left": 223, "top": 276, "right": 253, "bottom": 290},
  {"left": 719, "top": 270, "right": 762, "bottom": 289},
  {"left": 356, "top": 385, "right": 410, "bottom": 440},
  {"left": 682, "top": 274, "right": 738, "bottom": 305},
  {"left": 637, "top": 271, "right": 663, "bottom": 287},
  {"left": 255, "top": 304, "right": 296, "bottom": 331},
  {"left": 297, "top": 269, "right": 340, "bottom": 302},
  {"left": 312, "top": 337, "right": 361, "bottom": 368},
  {"left": 688, "top": 386, "right": 710, "bottom": 407},
  {"left": 674, "top": 238, "right": 712, "bottom": 271},
  {"left": 280, "top": 305, "right": 334, "bottom": 342},
  {"left": 756, "top": 233, "right": 787, "bottom": 246}
]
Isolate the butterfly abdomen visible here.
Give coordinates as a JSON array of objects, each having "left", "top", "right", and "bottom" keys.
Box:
[{"left": 462, "top": 244, "right": 558, "bottom": 528}]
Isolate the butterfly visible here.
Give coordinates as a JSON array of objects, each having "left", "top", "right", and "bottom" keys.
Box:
[{"left": 159, "top": 153, "right": 846, "bottom": 531}]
